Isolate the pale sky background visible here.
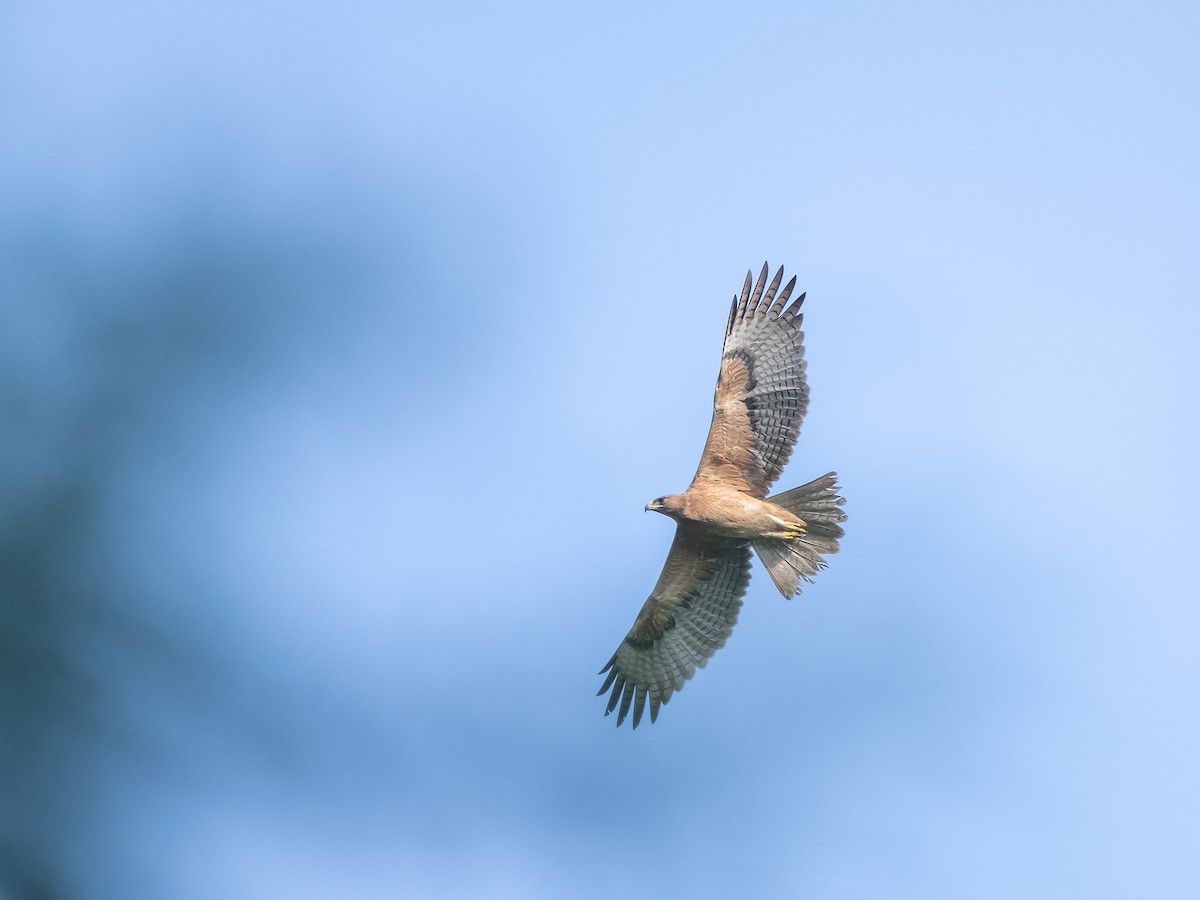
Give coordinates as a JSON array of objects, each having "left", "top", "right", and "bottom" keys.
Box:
[{"left": 2, "top": 2, "right": 1198, "bottom": 898}]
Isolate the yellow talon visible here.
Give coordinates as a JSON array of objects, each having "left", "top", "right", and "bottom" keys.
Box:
[{"left": 775, "top": 519, "right": 807, "bottom": 539}]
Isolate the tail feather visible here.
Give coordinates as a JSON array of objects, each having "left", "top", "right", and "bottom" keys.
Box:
[{"left": 753, "top": 472, "right": 846, "bottom": 599}]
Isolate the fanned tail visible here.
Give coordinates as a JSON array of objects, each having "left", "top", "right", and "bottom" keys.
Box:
[{"left": 752, "top": 472, "right": 846, "bottom": 599}]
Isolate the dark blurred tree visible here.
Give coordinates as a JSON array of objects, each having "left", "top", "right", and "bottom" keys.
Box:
[{"left": 0, "top": 210, "right": 378, "bottom": 897}]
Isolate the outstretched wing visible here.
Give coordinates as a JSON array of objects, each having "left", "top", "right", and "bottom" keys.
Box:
[
  {"left": 597, "top": 527, "right": 751, "bottom": 728},
  {"left": 692, "top": 262, "right": 809, "bottom": 497}
]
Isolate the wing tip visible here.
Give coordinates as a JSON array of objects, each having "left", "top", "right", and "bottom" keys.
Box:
[
  {"left": 787, "top": 289, "right": 807, "bottom": 318},
  {"left": 615, "top": 680, "right": 635, "bottom": 726},
  {"left": 730, "top": 263, "right": 807, "bottom": 323},
  {"left": 737, "top": 269, "right": 753, "bottom": 321},
  {"left": 748, "top": 261, "right": 770, "bottom": 312},
  {"left": 763, "top": 265, "right": 786, "bottom": 312}
]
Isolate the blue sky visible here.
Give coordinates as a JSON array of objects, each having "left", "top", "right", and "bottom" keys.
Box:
[{"left": 2, "top": 2, "right": 1198, "bottom": 897}]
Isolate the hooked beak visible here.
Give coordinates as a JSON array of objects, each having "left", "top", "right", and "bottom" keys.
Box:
[{"left": 645, "top": 500, "right": 662, "bottom": 513}]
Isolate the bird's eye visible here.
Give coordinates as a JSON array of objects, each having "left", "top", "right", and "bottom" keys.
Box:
[{"left": 655, "top": 497, "right": 665, "bottom": 505}]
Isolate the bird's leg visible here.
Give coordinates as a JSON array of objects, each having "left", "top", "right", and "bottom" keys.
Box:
[{"left": 767, "top": 516, "right": 807, "bottom": 539}]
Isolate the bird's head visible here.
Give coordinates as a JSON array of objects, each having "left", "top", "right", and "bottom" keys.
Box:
[{"left": 645, "top": 494, "right": 684, "bottom": 517}]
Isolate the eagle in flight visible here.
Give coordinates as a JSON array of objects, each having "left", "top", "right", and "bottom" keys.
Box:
[{"left": 598, "top": 263, "right": 846, "bottom": 728}]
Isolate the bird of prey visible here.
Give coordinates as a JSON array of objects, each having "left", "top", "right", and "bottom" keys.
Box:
[{"left": 598, "top": 263, "right": 846, "bottom": 728}]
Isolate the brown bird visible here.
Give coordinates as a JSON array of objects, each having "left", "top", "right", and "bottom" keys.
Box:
[{"left": 598, "top": 263, "right": 846, "bottom": 728}]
